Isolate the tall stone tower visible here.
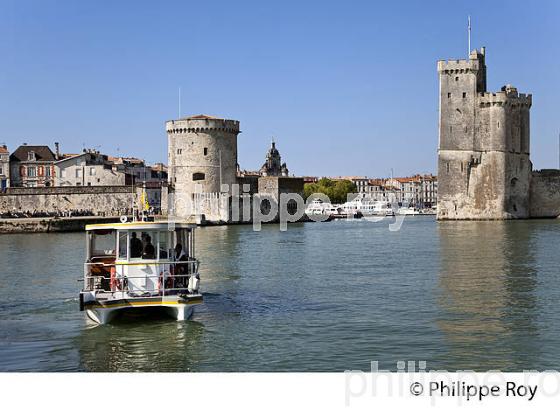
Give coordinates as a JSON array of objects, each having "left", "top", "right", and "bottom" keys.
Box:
[
  {"left": 166, "top": 114, "right": 240, "bottom": 221},
  {"left": 437, "top": 48, "right": 532, "bottom": 220}
]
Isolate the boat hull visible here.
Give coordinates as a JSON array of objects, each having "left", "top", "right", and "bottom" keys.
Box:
[{"left": 82, "top": 293, "right": 202, "bottom": 325}]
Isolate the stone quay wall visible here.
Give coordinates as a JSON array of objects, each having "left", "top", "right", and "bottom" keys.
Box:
[
  {"left": 0, "top": 186, "right": 139, "bottom": 216},
  {"left": 0, "top": 216, "right": 122, "bottom": 234}
]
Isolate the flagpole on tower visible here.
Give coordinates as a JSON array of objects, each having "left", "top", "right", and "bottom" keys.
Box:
[{"left": 468, "top": 15, "right": 471, "bottom": 56}]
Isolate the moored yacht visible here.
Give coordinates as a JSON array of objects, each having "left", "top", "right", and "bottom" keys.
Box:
[
  {"left": 79, "top": 221, "right": 202, "bottom": 324},
  {"left": 343, "top": 197, "right": 395, "bottom": 217},
  {"left": 396, "top": 207, "right": 422, "bottom": 216},
  {"left": 305, "top": 198, "right": 341, "bottom": 219}
]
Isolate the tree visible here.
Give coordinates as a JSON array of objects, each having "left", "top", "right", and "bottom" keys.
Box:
[{"left": 303, "top": 178, "right": 357, "bottom": 204}]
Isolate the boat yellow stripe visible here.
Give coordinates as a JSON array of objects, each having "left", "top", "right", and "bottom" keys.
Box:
[{"left": 87, "top": 300, "right": 202, "bottom": 309}]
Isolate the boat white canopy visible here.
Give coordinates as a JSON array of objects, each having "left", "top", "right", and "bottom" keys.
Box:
[{"left": 85, "top": 221, "right": 196, "bottom": 231}]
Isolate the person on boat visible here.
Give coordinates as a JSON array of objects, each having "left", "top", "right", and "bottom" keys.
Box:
[
  {"left": 130, "top": 232, "right": 143, "bottom": 258},
  {"left": 142, "top": 235, "right": 156, "bottom": 259},
  {"left": 175, "top": 243, "right": 187, "bottom": 261},
  {"left": 174, "top": 243, "right": 188, "bottom": 287}
]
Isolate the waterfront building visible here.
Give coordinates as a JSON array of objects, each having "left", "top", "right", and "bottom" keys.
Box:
[
  {"left": 337, "top": 174, "right": 437, "bottom": 208},
  {"left": 394, "top": 177, "right": 422, "bottom": 206},
  {"left": 420, "top": 174, "right": 438, "bottom": 208},
  {"left": 9, "top": 144, "right": 56, "bottom": 187},
  {"left": 1, "top": 142, "right": 167, "bottom": 216},
  {"left": 0, "top": 144, "right": 9, "bottom": 190},
  {"left": 55, "top": 150, "right": 128, "bottom": 186},
  {"left": 302, "top": 176, "right": 319, "bottom": 184},
  {"left": 54, "top": 149, "right": 167, "bottom": 188}
]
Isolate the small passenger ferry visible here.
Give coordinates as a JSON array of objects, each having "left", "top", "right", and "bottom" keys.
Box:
[{"left": 79, "top": 221, "right": 202, "bottom": 324}]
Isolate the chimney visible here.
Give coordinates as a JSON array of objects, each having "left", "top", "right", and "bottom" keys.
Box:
[{"left": 55, "top": 142, "right": 60, "bottom": 159}]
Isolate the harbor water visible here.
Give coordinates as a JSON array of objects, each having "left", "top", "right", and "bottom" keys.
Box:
[{"left": 1, "top": 217, "right": 560, "bottom": 372}]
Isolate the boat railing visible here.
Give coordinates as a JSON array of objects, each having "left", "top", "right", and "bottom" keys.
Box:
[{"left": 83, "top": 260, "right": 200, "bottom": 296}]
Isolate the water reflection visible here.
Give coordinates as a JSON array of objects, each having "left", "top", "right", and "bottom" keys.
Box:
[
  {"left": 437, "top": 221, "right": 539, "bottom": 371},
  {"left": 77, "top": 317, "right": 205, "bottom": 372}
]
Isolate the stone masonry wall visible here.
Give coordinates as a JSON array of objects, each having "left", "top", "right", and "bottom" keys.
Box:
[
  {"left": 0, "top": 186, "right": 139, "bottom": 215},
  {"left": 530, "top": 170, "right": 560, "bottom": 218}
]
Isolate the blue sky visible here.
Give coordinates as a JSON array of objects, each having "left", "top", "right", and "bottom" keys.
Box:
[{"left": 1, "top": 0, "right": 559, "bottom": 177}]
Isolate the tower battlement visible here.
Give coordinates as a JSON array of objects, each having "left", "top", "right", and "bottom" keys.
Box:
[
  {"left": 478, "top": 89, "right": 532, "bottom": 107},
  {"left": 437, "top": 59, "right": 482, "bottom": 73},
  {"left": 437, "top": 48, "right": 486, "bottom": 73},
  {"left": 166, "top": 115, "right": 240, "bottom": 134}
]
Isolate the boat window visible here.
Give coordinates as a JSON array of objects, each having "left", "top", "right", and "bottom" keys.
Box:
[
  {"left": 118, "top": 231, "right": 128, "bottom": 260},
  {"left": 91, "top": 230, "right": 116, "bottom": 257},
  {"left": 158, "top": 231, "right": 169, "bottom": 260},
  {"left": 178, "top": 228, "right": 190, "bottom": 258},
  {"left": 129, "top": 231, "right": 143, "bottom": 259},
  {"left": 130, "top": 231, "right": 156, "bottom": 260}
]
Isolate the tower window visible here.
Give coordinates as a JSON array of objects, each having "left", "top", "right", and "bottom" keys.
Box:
[
  {"left": 177, "top": 148, "right": 182, "bottom": 155},
  {"left": 455, "top": 77, "right": 459, "bottom": 81},
  {"left": 193, "top": 172, "right": 205, "bottom": 181},
  {"left": 203, "top": 147, "right": 208, "bottom": 156},
  {"left": 497, "top": 121, "right": 500, "bottom": 129},
  {"left": 446, "top": 162, "right": 450, "bottom": 174},
  {"left": 462, "top": 92, "right": 466, "bottom": 98},
  {"left": 447, "top": 93, "right": 451, "bottom": 98},
  {"left": 460, "top": 162, "right": 464, "bottom": 172}
]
